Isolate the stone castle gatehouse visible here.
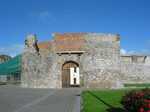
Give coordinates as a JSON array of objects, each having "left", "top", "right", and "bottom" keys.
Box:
[{"left": 21, "top": 33, "right": 150, "bottom": 88}]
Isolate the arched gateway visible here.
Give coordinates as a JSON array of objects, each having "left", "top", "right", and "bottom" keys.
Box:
[{"left": 62, "top": 61, "right": 80, "bottom": 88}]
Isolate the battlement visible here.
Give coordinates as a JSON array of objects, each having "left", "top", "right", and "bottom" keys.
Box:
[{"left": 121, "top": 55, "right": 150, "bottom": 65}]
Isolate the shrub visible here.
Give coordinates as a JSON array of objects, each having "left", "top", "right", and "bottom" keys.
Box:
[{"left": 121, "top": 88, "right": 150, "bottom": 112}]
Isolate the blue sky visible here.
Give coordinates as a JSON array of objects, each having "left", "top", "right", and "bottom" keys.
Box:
[{"left": 0, "top": 0, "right": 150, "bottom": 56}]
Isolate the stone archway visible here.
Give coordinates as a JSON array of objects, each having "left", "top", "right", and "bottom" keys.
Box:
[{"left": 62, "top": 61, "right": 80, "bottom": 88}]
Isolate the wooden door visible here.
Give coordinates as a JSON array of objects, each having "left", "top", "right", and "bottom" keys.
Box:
[
  {"left": 62, "top": 61, "right": 78, "bottom": 88},
  {"left": 62, "top": 69, "right": 70, "bottom": 88}
]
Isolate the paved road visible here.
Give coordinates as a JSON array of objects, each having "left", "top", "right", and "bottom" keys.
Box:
[{"left": 0, "top": 85, "right": 81, "bottom": 112}]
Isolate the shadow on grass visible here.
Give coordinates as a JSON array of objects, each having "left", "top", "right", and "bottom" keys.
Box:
[
  {"left": 87, "top": 91, "right": 127, "bottom": 112},
  {"left": 106, "top": 108, "right": 127, "bottom": 112}
]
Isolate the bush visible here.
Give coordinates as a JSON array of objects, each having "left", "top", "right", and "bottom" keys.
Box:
[{"left": 121, "top": 89, "right": 150, "bottom": 112}]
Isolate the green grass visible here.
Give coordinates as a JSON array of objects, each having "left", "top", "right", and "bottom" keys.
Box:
[
  {"left": 124, "top": 83, "right": 150, "bottom": 87},
  {"left": 82, "top": 89, "right": 130, "bottom": 112}
]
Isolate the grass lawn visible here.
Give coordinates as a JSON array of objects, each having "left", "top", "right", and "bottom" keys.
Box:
[
  {"left": 124, "top": 83, "right": 150, "bottom": 88},
  {"left": 82, "top": 89, "right": 131, "bottom": 112}
]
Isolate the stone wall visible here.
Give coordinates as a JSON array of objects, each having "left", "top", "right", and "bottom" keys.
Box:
[
  {"left": 120, "top": 63, "right": 150, "bottom": 83},
  {"left": 21, "top": 34, "right": 60, "bottom": 88},
  {"left": 120, "top": 56, "right": 150, "bottom": 84},
  {"left": 21, "top": 52, "right": 84, "bottom": 88},
  {"left": 21, "top": 33, "right": 150, "bottom": 89},
  {"left": 21, "top": 52, "right": 52, "bottom": 88},
  {"left": 81, "top": 33, "right": 121, "bottom": 88},
  {"left": 121, "top": 55, "right": 146, "bottom": 64},
  {"left": 145, "top": 56, "right": 150, "bottom": 65}
]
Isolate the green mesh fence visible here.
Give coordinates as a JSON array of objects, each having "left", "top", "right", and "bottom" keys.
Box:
[{"left": 0, "top": 55, "right": 22, "bottom": 75}]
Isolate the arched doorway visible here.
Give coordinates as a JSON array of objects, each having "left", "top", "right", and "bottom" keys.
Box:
[{"left": 62, "top": 61, "right": 79, "bottom": 88}]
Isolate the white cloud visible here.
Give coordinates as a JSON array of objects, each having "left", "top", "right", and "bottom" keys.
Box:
[
  {"left": 121, "top": 48, "right": 139, "bottom": 55},
  {"left": 120, "top": 48, "right": 127, "bottom": 55},
  {"left": 0, "top": 44, "right": 24, "bottom": 57},
  {"left": 120, "top": 48, "right": 150, "bottom": 56}
]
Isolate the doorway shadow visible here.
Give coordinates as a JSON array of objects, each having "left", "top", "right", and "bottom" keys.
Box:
[{"left": 87, "top": 91, "right": 127, "bottom": 112}]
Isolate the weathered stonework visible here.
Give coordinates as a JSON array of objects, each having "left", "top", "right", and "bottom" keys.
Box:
[{"left": 21, "top": 33, "right": 150, "bottom": 89}]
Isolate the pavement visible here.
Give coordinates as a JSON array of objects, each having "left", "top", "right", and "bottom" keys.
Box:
[{"left": 0, "top": 85, "right": 81, "bottom": 112}]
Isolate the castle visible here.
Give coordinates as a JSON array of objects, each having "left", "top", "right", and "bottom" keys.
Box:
[{"left": 21, "top": 33, "right": 150, "bottom": 88}]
